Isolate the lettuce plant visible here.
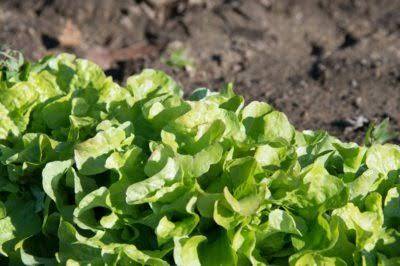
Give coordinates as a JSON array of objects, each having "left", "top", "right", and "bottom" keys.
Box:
[{"left": 0, "top": 54, "right": 399, "bottom": 265}]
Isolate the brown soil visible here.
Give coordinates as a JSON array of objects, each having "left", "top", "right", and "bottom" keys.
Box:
[{"left": 1, "top": 0, "right": 399, "bottom": 143}]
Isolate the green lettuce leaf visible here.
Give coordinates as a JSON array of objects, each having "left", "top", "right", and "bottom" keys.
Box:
[{"left": 1, "top": 53, "right": 400, "bottom": 265}]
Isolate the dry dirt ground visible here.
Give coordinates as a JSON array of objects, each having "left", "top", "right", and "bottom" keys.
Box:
[{"left": 1, "top": 0, "right": 399, "bottom": 143}]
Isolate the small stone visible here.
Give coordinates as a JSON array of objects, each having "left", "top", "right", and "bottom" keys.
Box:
[
  {"left": 360, "top": 59, "right": 368, "bottom": 66},
  {"left": 350, "top": 79, "right": 358, "bottom": 88},
  {"left": 355, "top": 97, "right": 362, "bottom": 107},
  {"left": 300, "top": 80, "right": 307, "bottom": 87}
]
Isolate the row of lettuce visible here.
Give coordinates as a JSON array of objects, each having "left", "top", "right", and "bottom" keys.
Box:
[{"left": 0, "top": 54, "right": 399, "bottom": 265}]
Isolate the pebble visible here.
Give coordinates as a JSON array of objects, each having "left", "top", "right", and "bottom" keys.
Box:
[
  {"left": 350, "top": 79, "right": 358, "bottom": 88},
  {"left": 355, "top": 97, "right": 362, "bottom": 107}
]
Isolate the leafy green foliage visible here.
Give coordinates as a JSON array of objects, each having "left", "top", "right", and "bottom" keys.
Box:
[
  {"left": 365, "top": 118, "right": 398, "bottom": 146},
  {"left": 0, "top": 53, "right": 399, "bottom": 265},
  {"left": 0, "top": 48, "right": 26, "bottom": 83},
  {"left": 164, "top": 48, "right": 194, "bottom": 71}
]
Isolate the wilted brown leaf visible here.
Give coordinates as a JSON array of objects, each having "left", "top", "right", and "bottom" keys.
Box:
[
  {"left": 58, "top": 19, "right": 82, "bottom": 47},
  {"left": 85, "top": 42, "right": 158, "bottom": 69},
  {"left": 85, "top": 46, "right": 113, "bottom": 69}
]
